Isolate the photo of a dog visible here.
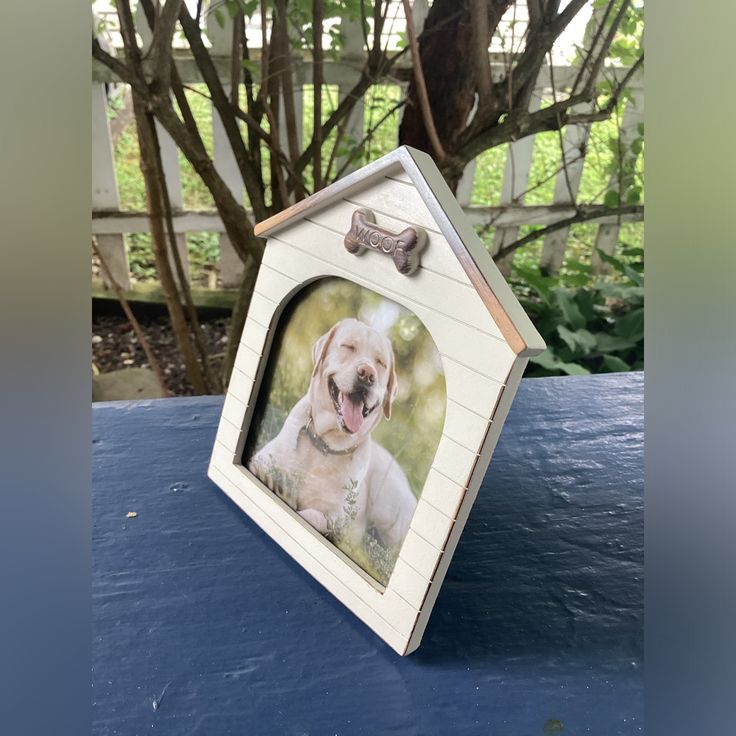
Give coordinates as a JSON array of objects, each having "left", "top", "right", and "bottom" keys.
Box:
[{"left": 243, "top": 278, "right": 446, "bottom": 585}]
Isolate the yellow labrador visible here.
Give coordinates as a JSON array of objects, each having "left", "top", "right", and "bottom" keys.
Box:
[{"left": 248, "top": 318, "right": 417, "bottom": 555}]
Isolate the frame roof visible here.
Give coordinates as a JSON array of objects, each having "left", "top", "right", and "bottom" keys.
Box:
[{"left": 254, "top": 146, "right": 545, "bottom": 358}]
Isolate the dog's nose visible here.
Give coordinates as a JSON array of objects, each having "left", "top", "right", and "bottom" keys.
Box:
[{"left": 356, "top": 363, "right": 376, "bottom": 386}]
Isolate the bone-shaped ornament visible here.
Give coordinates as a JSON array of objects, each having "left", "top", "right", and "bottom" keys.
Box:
[{"left": 343, "top": 208, "right": 426, "bottom": 275}]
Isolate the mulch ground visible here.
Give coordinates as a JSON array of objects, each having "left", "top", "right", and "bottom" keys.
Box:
[{"left": 92, "top": 312, "right": 231, "bottom": 396}]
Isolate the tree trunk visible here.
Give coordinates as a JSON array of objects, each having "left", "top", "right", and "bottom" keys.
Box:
[
  {"left": 131, "top": 95, "right": 210, "bottom": 394},
  {"left": 399, "top": 0, "right": 477, "bottom": 191},
  {"left": 398, "top": 0, "right": 510, "bottom": 192}
]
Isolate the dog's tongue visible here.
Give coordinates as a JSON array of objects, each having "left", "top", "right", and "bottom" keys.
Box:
[{"left": 341, "top": 394, "right": 364, "bottom": 434}]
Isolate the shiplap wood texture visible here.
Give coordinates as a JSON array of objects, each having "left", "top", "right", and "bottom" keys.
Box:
[{"left": 209, "top": 148, "right": 545, "bottom": 654}]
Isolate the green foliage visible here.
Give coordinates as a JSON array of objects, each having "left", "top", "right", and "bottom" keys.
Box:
[
  {"left": 123, "top": 232, "right": 221, "bottom": 287},
  {"left": 104, "top": 4, "right": 645, "bottom": 379},
  {"left": 110, "top": 76, "right": 643, "bottom": 295},
  {"left": 513, "top": 246, "right": 644, "bottom": 377},
  {"left": 285, "top": 0, "right": 363, "bottom": 59}
]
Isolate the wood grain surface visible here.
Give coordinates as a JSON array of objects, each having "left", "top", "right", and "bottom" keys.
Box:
[{"left": 92, "top": 373, "right": 643, "bottom": 735}]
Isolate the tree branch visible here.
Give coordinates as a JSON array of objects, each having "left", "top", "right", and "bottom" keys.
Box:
[
  {"left": 571, "top": 0, "right": 616, "bottom": 96},
  {"left": 92, "top": 40, "right": 147, "bottom": 96},
  {"left": 230, "top": 10, "right": 243, "bottom": 106},
  {"left": 470, "top": 0, "right": 493, "bottom": 110},
  {"left": 567, "top": 54, "right": 644, "bottom": 123},
  {"left": 576, "top": 0, "right": 632, "bottom": 98},
  {"left": 505, "top": 0, "right": 588, "bottom": 104},
  {"left": 493, "top": 203, "right": 644, "bottom": 262},
  {"left": 149, "top": 0, "right": 183, "bottom": 92},
  {"left": 312, "top": 0, "right": 324, "bottom": 190},
  {"left": 273, "top": 0, "right": 304, "bottom": 198},
  {"left": 450, "top": 46, "right": 643, "bottom": 184},
  {"left": 332, "top": 99, "right": 405, "bottom": 181},
  {"left": 402, "top": 0, "right": 446, "bottom": 161},
  {"left": 177, "top": 3, "right": 268, "bottom": 219},
  {"left": 92, "top": 238, "right": 170, "bottom": 396}
]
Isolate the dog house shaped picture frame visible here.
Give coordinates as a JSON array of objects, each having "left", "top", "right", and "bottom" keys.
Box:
[{"left": 208, "top": 146, "right": 545, "bottom": 655}]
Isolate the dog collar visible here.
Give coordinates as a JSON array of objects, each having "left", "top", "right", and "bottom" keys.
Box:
[{"left": 299, "top": 418, "right": 358, "bottom": 456}]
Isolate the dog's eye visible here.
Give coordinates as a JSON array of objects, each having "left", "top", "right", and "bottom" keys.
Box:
[
  {"left": 376, "top": 358, "right": 386, "bottom": 368},
  {"left": 341, "top": 343, "right": 356, "bottom": 352}
]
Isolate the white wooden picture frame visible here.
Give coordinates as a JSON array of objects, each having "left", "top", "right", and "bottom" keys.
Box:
[{"left": 208, "top": 146, "right": 545, "bottom": 655}]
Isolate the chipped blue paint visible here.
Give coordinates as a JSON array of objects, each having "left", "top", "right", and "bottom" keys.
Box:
[{"left": 92, "top": 373, "right": 643, "bottom": 735}]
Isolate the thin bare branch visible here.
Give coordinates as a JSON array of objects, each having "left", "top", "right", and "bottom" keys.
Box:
[
  {"left": 148, "top": 112, "right": 220, "bottom": 392},
  {"left": 258, "top": 0, "right": 270, "bottom": 105},
  {"left": 178, "top": 2, "right": 268, "bottom": 219},
  {"left": 92, "top": 39, "right": 147, "bottom": 96},
  {"left": 451, "top": 45, "right": 643, "bottom": 184},
  {"left": 312, "top": 0, "right": 324, "bottom": 190},
  {"left": 117, "top": 0, "right": 209, "bottom": 394},
  {"left": 92, "top": 238, "right": 170, "bottom": 396},
  {"left": 506, "top": 0, "right": 588, "bottom": 103},
  {"left": 273, "top": 0, "right": 304, "bottom": 198},
  {"left": 230, "top": 10, "right": 243, "bottom": 106},
  {"left": 571, "top": 0, "right": 616, "bottom": 95},
  {"left": 150, "top": 0, "right": 183, "bottom": 91},
  {"left": 402, "top": 0, "right": 446, "bottom": 161},
  {"left": 333, "top": 100, "right": 405, "bottom": 181},
  {"left": 578, "top": 0, "right": 632, "bottom": 98},
  {"left": 493, "top": 203, "right": 643, "bottom": 262},
  {"left": 470, "top": 0, "right": 493, "bottom": 110},
  {"left": 567, "top": 55, "right": 644, "bottom": 123},
  {"left": 548, "top": 54, "right": 577, "bottom": 206}
]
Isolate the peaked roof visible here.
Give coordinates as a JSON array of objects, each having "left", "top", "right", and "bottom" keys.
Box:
[{"left": 254, "top": 146, "right": 545, "bottom": 358}]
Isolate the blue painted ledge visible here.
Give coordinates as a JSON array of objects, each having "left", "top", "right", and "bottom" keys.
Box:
[{"left": 92, "top": 372, "right": 643, "bottom": 736}]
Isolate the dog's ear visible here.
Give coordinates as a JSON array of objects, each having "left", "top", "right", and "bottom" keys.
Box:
[
  {"left": 383, "top": 348, "right": 398, "bottom": 420},
  {"left": 311, "top": 323, "right": 340, "bottom": 378}
]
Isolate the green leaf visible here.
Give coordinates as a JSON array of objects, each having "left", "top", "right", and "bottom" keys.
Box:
[
  {"left": 626, "top": 186, "right": 642, "bottom": 204},
  {"left": 512, "top": 264, "right": 554, "bottom": 304},
  {"left": 614, "top": 308, "right": 645, "bottom": 342},
  {"left": 554, "top": 290, "right": 586, "bottom": 330},
  {"left": 601, "top": 355, "right": 631, "bottom": 373},
  {"left": 597, "top": 282, "right": 644, "bottom": 303},
  {"left": 574, "top": 288, "right": 598, "bottom": 322},
  {"left": 604, "top": 189, "right": 620, "bottom": 208},
  {"left": 557, "top": 326, "right": 597, "bottom": 357},
  {"left": 594, "top": 332, "right": 638, "bottom": 353},
  {"left": 213, "top": 8, "right": 225, "bottom": 28},
  {"left": 621, "top": 246, "right": 644, "bottom": 258},
  {"left": 575, "top": 327, "right": 597, "bottom": 352},
  {"left": 531, "top": 350, "right": 591, "bottom": 376},
  {"left": 565, "top": 259, "right": 592, "bottom": 275},
  {"left": 556, "top": 325, "right": 578, "bottom": 353},
  {"left": 595, "top": 248, "right": 626, "bottom": 272},
  {"left": 623, "top": 264, "right": 644, "bottom": 287}
]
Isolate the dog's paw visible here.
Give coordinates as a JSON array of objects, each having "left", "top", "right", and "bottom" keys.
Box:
[{"left": 299, "top": 508, "right": 329, "bottom": 534}]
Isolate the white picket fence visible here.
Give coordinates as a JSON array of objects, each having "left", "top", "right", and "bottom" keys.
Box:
[{"left": 91, "top": 1, "right": 643, "bottom": 293}]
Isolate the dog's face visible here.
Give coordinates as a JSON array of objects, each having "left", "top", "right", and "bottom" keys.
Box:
[{"left": 309, "top": 318, "right": 397, "bottom": 440}]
